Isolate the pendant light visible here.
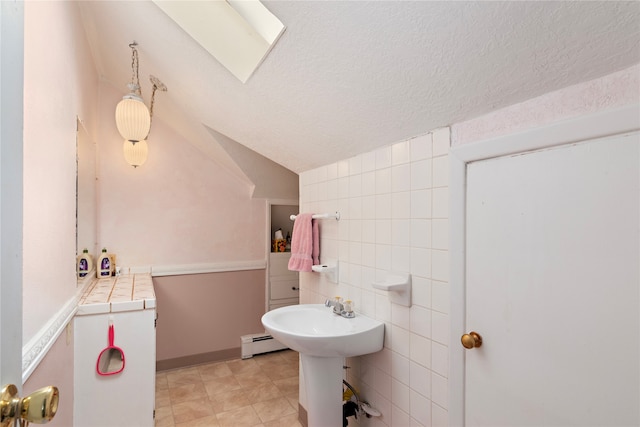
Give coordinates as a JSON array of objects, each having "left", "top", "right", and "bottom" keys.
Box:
[
  {"left": 115, "top": 42, "right": 150, "bottom": 142},
  {"left": 114, "top": 42, "right": 167, "bottom": 167},
  {"left": 122, "top": 139, "right": 148, "bottom": 168}
]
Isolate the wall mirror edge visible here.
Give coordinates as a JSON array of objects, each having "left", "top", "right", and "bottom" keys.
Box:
[{"left": 76, "top": 117, "right": 97, "bottom": 285}]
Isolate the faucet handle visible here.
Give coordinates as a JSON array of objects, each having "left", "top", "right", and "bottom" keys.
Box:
[
  {"left": 340, "top": 300, "right": 356, "bottom": 318},
  {"left": 332, "top": 296, "right": 343, "bottom": 314}
]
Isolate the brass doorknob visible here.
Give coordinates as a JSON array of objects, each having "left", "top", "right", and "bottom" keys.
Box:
[
  {"left": 461, "top": 331, "right": 482, "bottom": 349},
  {"left": 21, "top": 386, "right": 59, "bottom": 424},
  {"left": 0, "top": 384, "right": 59, "bottom": 427}
]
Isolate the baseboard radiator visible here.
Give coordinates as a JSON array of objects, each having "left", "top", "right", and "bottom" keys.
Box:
[{"left": 241, "top": 333, "right": 288, "bottom": 359}]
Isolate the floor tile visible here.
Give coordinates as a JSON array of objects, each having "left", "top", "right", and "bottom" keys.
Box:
[
  {"left": 156, "top": 388, "right": 171, "bottom": 408},
  {"left": 226, "top": 358, "right": 263, "bottom": 376},
  {"left": 203, "top": 374, "right": 243, "bottom": 395},
  {"left": 263, "top": 365, "right": 298, "bottom": 381},
  {"left": 209, "top": 388, "right": 251, "bottom": 414},
  {"left": 235, "top": 370, "right": 274, "bottom": 389},
  {"left": 166, "top": 367, "right": 202, "bottom": 386},
  {"left": 263, "top": 413, "right": 303, "bottom": 427},
  {"left": 171, "top": 397, "right": 215, "bottom": 424},
  {"left": 198, "top": 362, "right": 233, "bottom": 381},
  {"left": 154, "top": 405, "right": 174, "bottom": 427},
  {"left": 215, "top": 405, "right": 262, "bottom": 427},
  {"left": 169, "top": 382, "right": 208, "bottom": 405},
  {"left": 156, "top": 372, "right": 169, "bottom": 391},
  {"left": 253, "top": 397, "right": 297, "bottom": 423},
  {"left": 244, "top": 382, "right": 283, "bottom": 404},
  {"left": 272, "top": 377, "right": 299, "bottom": 396},
  {"left": 157, "top": 351, "right": 300, "bottom": 427},
  {"left": 175, "top": 415, "right": 220, "bottom": 427}
]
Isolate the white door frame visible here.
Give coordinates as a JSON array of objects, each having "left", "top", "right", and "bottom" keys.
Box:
[
  {"left": 449, "top": 103, "right": 640, "bottom": 425},
  {"left": 0, "top": 0, "right": 25, "bottom": 390}
]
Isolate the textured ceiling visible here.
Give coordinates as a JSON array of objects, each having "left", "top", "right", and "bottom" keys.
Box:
[{"left": 78, "top": 1, "right": 640, "bottom": 174}]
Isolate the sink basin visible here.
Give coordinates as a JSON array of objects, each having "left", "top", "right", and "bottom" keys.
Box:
[
  {"left": 261, "top": 304, "right": 384, "bottom": 357},
  {"left": 262, "top": 304, "right": 385, "bottom": 426}
]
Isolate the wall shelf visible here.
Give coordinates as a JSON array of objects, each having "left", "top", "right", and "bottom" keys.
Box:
[
  {"left": 311, "top": 262, "right": 338, "bottom": 284},
  {"left": 372, "top": 272, "right": 411, "bottom": 307}
]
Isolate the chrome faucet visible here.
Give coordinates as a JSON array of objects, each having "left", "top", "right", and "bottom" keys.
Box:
[
  {"left": 325, "top": 297, "right": 355, "bottom": 318},
  {"left": 325, "top": 297, "right": 343, "bottom": 314}
]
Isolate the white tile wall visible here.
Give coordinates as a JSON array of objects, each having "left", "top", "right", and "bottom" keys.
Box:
[{"left": 299, "top": 129, "right": 450, "bottom": 426}]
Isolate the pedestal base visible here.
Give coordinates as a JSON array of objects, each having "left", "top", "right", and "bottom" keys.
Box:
[{"left": 300, "top": 354, "right": 344, "bottom": 427}]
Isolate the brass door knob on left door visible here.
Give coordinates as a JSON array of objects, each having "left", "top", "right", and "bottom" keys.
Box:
[
  {"left": 0, "top": 384, "right": 59, "bottom": 427},
  {"left": 461, "top": 331, "right": 483, "bottom": 349}
]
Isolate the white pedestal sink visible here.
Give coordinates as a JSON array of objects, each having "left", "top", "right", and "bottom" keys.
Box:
[{"left": 261, "top": 304, "right": 384, "bottom": 427}]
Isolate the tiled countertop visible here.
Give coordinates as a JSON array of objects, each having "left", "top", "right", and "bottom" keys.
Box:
[{"left": 77, "top": 273, "right": 156, "bottom": 315}]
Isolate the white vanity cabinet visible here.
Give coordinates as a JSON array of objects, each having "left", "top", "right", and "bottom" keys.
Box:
[
  {"left": 74, "top": 273, "right": 156, "bottom": 427},
  {"left": 268, "top": 252, "right": 299, "bottom": 310}
]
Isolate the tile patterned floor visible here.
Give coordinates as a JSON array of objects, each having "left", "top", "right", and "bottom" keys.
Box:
[{"left": 155, "top": 350, "right": 302, "bottom": 427}]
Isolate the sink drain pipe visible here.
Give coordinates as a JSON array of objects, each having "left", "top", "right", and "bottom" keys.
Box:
[{"left": 342, "top": 378, "right": 381, "bottom": 425}]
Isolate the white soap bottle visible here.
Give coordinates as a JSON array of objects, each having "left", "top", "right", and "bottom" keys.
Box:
[
  {"left": 77, "top": 248, "right": 93, "bottom": 278},
  {"left": 97, "top": 248, "right": 112, "bottom": 278}
]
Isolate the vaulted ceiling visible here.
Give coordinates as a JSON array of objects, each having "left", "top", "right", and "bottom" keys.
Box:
[{"left": 79, "top": 1, "right": 640, "bottom": 176}]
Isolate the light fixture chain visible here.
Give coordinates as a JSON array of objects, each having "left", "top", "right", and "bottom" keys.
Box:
[
  {"left": 117, "top": 41, "right": 167, "bottom": 162},
  {"left": 147, "top": 84, "right": 158, "bottom": 138},
  {"left": 129, "top": 42, "right": 142, "bottom": 97},
  {"left": 146, "top": 75, "right": 167, "bottom": 139}
]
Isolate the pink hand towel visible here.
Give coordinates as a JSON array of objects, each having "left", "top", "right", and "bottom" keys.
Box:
[
  {"left": 288, "top": 214, "right": 320, "bottom": 272},
  {"left": 312, "top": 219, "right": 320, "bottom": 265}
]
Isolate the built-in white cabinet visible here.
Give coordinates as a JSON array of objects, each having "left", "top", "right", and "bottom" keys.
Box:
[
  {"left": 269, "top": 252, "right": 299, "bottom": 310},
  {"left": 74, "top": 273, "right": 156, "bottom": 427},
  {"left": 268, "top": 204, "right": 299, "bottom": 310}
]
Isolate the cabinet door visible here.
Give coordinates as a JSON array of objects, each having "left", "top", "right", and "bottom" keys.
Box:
[
  {"left": 270, "top": 277, "right": 300, "bottom": 300},
  {"left": 269, "top": 252, "right": 295, "bottom": 276},
  {"left": 75, "top": 310, "right": 156, "bottom": 426},
  {"left": 268, "top": 252, "right": 299, "bottom": 307}
]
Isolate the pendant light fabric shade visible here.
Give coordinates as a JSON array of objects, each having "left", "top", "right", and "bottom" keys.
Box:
[
  {"left": 123, "top": 139, "right": 148, "bottom": 168},
  {"left": 115, "top": 94, "right": 151, "bottom": 143}
]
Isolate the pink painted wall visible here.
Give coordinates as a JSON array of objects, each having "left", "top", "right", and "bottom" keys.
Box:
[
  {"left": 23, "top": 0, "right": 98, "bottom": 343},
  {"left": 22, "top": 2, "right": 269, "bottom": 423},
  {"left": 96, "top": 84, "right": 267, "bottom": 269},
  {"left": 154, "top": 271, "right": 266, "bottom": 364},
  {"left": 22, "top": 4, "right": 99, "bottom": 424},
  {"left": 95, "top": 85, "right": 271, "bottom": 366},
  {"left": 23, "top": 331, "right": 74, "bottom": 427},
  {"left": 451, "top": 64, "right": 640, "bottom": 146}
]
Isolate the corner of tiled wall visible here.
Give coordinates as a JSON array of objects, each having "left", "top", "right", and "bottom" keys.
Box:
[{"left": 299, "top": 127, "right": 451, "bottom": 427}]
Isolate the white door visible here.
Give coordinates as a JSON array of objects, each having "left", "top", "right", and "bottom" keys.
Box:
[
  {"left": 450, "top": 106, "right": 640, "bottom": 426},
  {"left": 464, "top": 131, "right": 639, "bottom": 426},
  {"left": 0, "top": 0, "right": 25, "bottom": 390}
]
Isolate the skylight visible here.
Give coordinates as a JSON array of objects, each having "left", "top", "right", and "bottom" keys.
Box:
[{"left": 152, "top": 0, "right": 285, "bottom": 83}]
